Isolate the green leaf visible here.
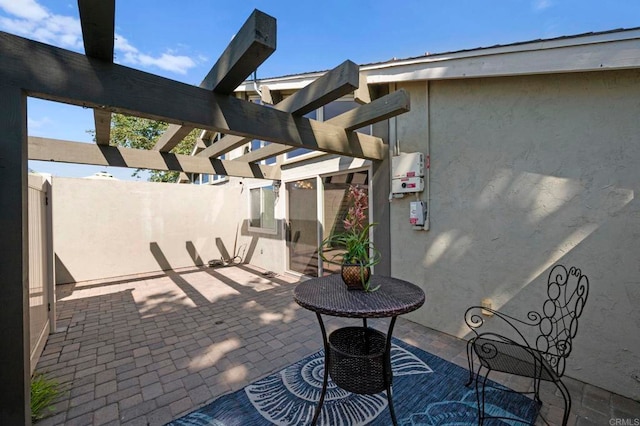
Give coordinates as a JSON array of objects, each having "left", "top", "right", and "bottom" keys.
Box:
[{"left": 87, "top": 113, "right": 200, "bottom": 182}]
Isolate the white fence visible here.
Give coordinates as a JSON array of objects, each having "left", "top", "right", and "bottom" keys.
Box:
[{"left": 28, "top": 174, "right": 55, "bottom": 374}]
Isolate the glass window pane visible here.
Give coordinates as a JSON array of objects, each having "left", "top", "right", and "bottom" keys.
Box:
[
  {"left": 355, "top": 125, "right": 372, "bottom": 135},
  {"left": 250, "top": 188, "right": 261, "bottom": 228},
  {"left": 322, "top": 171, "right": 369, "bottom": 276},
  {"left": 286, "top": 178, "right": 318, "bottom": 276},
  {"left": 262, "top": 187, "right": 276, "bottom": 229},
  {"left": 323, "top": 100, "right": 358, "bottom": 120},
  {"left": 287, "top": 148, "right": 311, "bottom": 159},
  {"left": 286, "top": 109, "right": 317, "bottom": 159}
]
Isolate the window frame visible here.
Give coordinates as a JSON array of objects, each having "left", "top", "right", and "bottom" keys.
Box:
[{"left": 247, "top": 183, "right": 278, "bottom": 234}]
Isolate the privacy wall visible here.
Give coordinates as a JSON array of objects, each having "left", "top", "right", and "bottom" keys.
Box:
[
  {"left": 391, "top": 70, "right": 640, "bottom": 400},
  {"left": 52, "top": 177, "right": 281, "bottom": 283}
]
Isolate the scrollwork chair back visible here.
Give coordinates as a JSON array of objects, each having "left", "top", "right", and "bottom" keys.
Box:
[{"left": 464, "top": 264, "right": 589, "bottom": 426}]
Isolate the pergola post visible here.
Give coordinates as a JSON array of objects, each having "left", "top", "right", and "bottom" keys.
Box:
[
  {"left": 371, "top": 88, "right": 391, "bottom": 276},
  {"left": 0, "top": 84, "right": 30, "bottom": 424}
]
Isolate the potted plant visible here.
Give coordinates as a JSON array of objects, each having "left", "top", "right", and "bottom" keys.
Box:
[{"left": 319, "top": 185, "right": 381, "bottom": 291}]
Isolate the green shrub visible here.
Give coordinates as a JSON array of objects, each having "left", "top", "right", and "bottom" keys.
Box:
[{"left": 31, "top": 373, "right": 63, "bottom": 422}]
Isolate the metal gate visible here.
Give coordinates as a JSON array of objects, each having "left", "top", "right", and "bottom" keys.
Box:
[{"left": 28, "top": 174, "right": 54, "bottom": 374}]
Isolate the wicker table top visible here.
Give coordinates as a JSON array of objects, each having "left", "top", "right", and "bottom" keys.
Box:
[{"left": 294, "top": 274, "right": 425, "bottom": 318}]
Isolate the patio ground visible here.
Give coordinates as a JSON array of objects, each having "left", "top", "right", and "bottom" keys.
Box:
[{"left": 34, "top": 265, "right": 639, "bottom": 425}]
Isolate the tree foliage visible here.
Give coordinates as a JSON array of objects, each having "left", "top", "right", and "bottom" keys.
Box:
[{"left": 90, "top": 113, "right": 200, "bottom": 182}]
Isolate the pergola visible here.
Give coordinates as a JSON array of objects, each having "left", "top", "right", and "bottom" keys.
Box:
[{"left": 0, "top": 1, "right": 409, "bottom": 423}]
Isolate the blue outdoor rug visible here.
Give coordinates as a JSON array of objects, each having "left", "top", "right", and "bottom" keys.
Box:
[{"left": 167, "top": 338, "right": 539, "bottom": 425}]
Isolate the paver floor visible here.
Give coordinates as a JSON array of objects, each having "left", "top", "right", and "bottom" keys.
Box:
[{"left": 34, "top": 265, "right": 639, "bottom": 425}]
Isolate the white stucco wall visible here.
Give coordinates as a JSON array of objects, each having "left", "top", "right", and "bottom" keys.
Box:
[
  {"left": 52, "top": 177, "right": 247, "bottom": 283},
  {"left": 391, "top": 71, "right": 640, "bottom": 400}
]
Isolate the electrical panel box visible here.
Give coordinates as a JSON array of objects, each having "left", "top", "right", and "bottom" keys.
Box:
[
  {"left": 409, "top": 201, "right": 427, "bottom": 226},
  {"left": 392, "top": 177, "right": 424, "bottom": 194},
  {"left": 392, "top": 152, "right": 424, "bottom": 179}
]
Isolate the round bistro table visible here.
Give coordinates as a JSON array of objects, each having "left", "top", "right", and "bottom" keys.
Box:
[{"left": 293, "top": 274, "right": 425, "bottom": 426}]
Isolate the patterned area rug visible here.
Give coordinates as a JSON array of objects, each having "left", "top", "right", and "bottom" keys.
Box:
[{"left": 167, "top": 338, "right": 539, "bottom": 425}]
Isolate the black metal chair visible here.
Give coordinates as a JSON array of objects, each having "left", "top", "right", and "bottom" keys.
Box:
[{"left": 464, "top": 264, "right": 589, "bottom": 425}]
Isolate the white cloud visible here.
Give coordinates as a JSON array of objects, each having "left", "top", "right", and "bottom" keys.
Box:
[
  {"left": 114, "top": 33, "right": 138, "bottom": 54},
  {"left": 0, "top": 1, "right": 82, "bottom": 49},
  {"left": 0, "top": 0, "right": 198, "bottom": 75},
  {"left": 28, "top": 115, "right": 54, "bottom": 130},
  {"left": 0, "top": 0, "right": 47, "bottom": 20},
  {"left": 532, "top": 0, "right": 552, "bottom": 11},
  {"left": 133, "top": 52, "right": 196, "bottom": 75},
  {"left": 114, "top": 33, "right": 197, "bottom": 74}
]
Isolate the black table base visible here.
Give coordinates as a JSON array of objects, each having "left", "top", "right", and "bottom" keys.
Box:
[
  {"left": 294, "top": 275, "right": 425, "bottom": 426},
  {"left": 312, "top": 314, "right": 398, "bottom": 426}
]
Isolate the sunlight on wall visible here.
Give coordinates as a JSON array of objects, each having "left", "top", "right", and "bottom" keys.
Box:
[
  {"left": 448, "top": 168, "right": 634, "bottom": 339},
  {"left": 489, "top": 223, "right": 599, "bottom": 309},
  {"left": 476, "top": 169, "right": 635, "bottom": 226},
  {"left": 475, "top": 169, "right": 580, "bottom": 224},
  {"left": 189, "top": 338, "right": 241, "bottom": 370},
  {"left": 423, "top": 230, "right": 472, "bottom": 268},
  {"left": 455, "top": 186, "right": 634, "bottom": 337}
]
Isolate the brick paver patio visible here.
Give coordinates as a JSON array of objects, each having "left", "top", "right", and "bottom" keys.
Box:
[{"left": 34, "top": 265, "right": 639, "bottom": 425}]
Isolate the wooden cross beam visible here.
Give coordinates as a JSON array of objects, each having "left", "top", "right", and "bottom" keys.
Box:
[
  {"left": 28, "top": 136, "right": 280, "bottom": 180},
  {"left": 0, "top": 31, "right": 385, "bottom": 161},
  {"left": 240, "top": 88, "right": 411, "bottom": 163},
  {"left": 196, "top": 59, "right": 360, "bottom": 159},
  {"left": 78, "top": 0, "right": 115, "bottom": 146},
  {"left": 153, "top": 9, "right": 277, "bottom": 152}
]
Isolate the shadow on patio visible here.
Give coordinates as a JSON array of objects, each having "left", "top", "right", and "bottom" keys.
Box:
[{"left": 35, "top": 265, "right": 639, "bottom": 425}]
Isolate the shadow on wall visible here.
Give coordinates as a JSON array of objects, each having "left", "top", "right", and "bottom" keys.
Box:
[
  {"left": 55, "top": 254, "right": 75, "bottom": 285},
  {"left": 240, "top": 219, "right": 284, "bottom": 264},
  {"left": 150, "top": 242, "right": 172, "bottom": 271},
  {"left": 216, "top": 237, "right": 233, "bottom": 262},
  {"left": 186, "top": 241, "right": 203, "bottom": 265}
]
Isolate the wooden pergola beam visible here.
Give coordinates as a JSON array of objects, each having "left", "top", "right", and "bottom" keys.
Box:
[
  {"left": 241, "top": 89, "right": 410, "bottom": 163},
  {"left": 0, "top": 84, "right": 30, "bottom": 425},
  {"left": 326, "top": 88, "right": 410, "bottom": 130},
  {"left": 78, "top": 0, "right": 115, "bottom": 61},
  {"left": 28, "top": 137, "right": 280, "bottom": 180},
  {"left": 0, "top": 31, "right": 385, "bottom": 160},
  {"left": 78, "top": 0, "right": 116, "bottom": 146},
  {"left": 196, "top": 60, "right": 360, "bottom": 159},
  {"left": 93, "top": 109, "right": 112, "bottom": 145},
  {"left": 153, "top": 9, "right": 277, "bottom": 152}
]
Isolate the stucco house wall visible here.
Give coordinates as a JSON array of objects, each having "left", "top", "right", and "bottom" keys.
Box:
[
  {"left": 52, "top": 177, "right": 244, "bottom": 283},
  {"left": 52, "top": 176, "right": 292, "bottom": 284},
  {"left": 391, "top": 70, "right": 640, "bottom": 400}
]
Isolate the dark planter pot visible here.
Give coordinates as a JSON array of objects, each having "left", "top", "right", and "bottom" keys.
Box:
[{"left": 341, "top": 263, "right": 371, "bottom": 291}]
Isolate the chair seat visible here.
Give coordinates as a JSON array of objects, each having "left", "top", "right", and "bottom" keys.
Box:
[{"left": 472, "top": 337, "right": 558, "bottom": 382}]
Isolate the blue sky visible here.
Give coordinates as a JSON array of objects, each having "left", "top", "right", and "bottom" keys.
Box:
[{"left": 1, "top": 0, "right": 638, "bottom": 180}]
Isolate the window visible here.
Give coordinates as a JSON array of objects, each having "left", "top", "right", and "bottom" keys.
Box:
[
  {"left": 247, "top": 98, "right": 277, "bottom": 165},
  {"left": 285, "top": 99, "right": 372, "bottom": 162},
  {"left": 250, "top": 139, "right": 276, "bottom": 165},
  {"left": 249, "top": 185, "right": 276, "bottom": 232},
  {"left": 210, "top": 152, "right": 228, "bottom": 183},
  {"left": 286, "top": 109, "right": 317, "bottom": 159},
  {"left": 323, "top": 100, "right": 372, "bottom": 135},
  {"left": 193, "top": 133, "right": 228, "bottom": 184}
]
